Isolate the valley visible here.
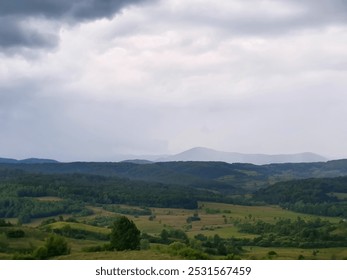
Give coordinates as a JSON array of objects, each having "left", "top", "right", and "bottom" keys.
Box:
[{"left": 0, "top": 159, "right": 347, "bottom": 260}]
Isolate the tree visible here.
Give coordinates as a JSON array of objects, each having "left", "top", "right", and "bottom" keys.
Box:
[
  {"left": 110, "top": 216, "right": 140, "bottom": 251},
  {"left": 160, "top": 229, "right": 169, "bottom": 243}
]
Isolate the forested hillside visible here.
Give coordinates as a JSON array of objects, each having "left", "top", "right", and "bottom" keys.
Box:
[
  {"left": 1, "top": 159, "right": 347, "bottom": 222},
  {"left": 0, "top": 170, "right": 230, "bottom": 223},
  {"left": 1, "top": 159, "right": 347, "bottom": 192},
  {"left": 254, "top": 176, "right": 347, "bottom": 217}
]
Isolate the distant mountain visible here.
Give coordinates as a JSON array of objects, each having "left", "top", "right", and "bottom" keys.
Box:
[
  {"left": 0, "top": 148, "right": 327, "bottom": 165},
  {"left": 0, "top": 157, "right": 59, "bottom": 164},
  {"left": 19, "top": 158, "right": 59, "bottom": 164},
  {"left": 0, "top": 157, "right": 18, "bottom": 164},
  {"left": 157, "top": 147, "right": 327, "bottom": 165},
  {"left": 121, "top": 159, "right": 154, "bottom": 164}
]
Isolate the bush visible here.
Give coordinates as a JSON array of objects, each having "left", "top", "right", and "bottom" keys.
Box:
[
  {"left": 45, "top": 235, "right": 70, "bottom": 257},
  {"left": 6, "top": 229, "right": 25, "bottom": 238},
  {"left": 267, "top": 250, "right": 278, "bottom": 256},
  {"left": 82, "top": 244, "right": 108, "bottom": 252},
  {"left": 34, "top": 235, "right": 70, "bottom": 259},
  {"left": 140, "top": 239, "right": 150, "bottom": 250},
  {"left": 0, "top": 233, "right": 9, "bottom": 252},
  {"left": 168, "top": 242, "right": 208, "bottom": 259},
  {"left": 0, "top": 219, "right": 12, "bottom": 227},
  {"left": 34, "top": 246, "right": 49, "bottom": 260}
]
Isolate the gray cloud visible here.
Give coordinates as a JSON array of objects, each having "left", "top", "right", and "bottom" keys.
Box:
[
  {"left": 298, "top": 0, "right": 347, "bottom": 18},
  {"left": 0, "top": 16, "right": 58, "bottom": 50},
  {"left": 277, "top": 0, "right": 347, "bottom": 30},
  {"left": 160, "top": 0, "right": 347, "bottom": 37},
  {"left": 0, "top": 0, "right": 149, "bottom": 20},
  {"left": 0, "top": 0, "right": 151, "bottom": 51}
]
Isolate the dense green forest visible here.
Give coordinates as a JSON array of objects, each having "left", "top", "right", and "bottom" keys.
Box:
[
  {"left": 1, "top": 159, "right": 347, "bottom": 191},
  {"left": 254, "top": 176, "right": 347, "bottom": 218},
  {"left": 236, "top": 217, "right": 347, "bottom": 248},
  {"left": 1, "top": 159, "right": 347, "bottom": 259},
  {"left": 0, "top": 169, "right": 233, "bottom": 222},
  {"left": 1, "top": 160, "right": 347, "bottom": 221}
]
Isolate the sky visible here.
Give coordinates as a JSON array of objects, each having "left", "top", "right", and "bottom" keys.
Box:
[{"left": 1, "top": 0, "right": 347, "bottom": 161}]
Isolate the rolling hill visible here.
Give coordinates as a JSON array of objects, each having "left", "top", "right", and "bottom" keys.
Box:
[{"left": 1, "top": 158, "right": 347, "bottom": 192}]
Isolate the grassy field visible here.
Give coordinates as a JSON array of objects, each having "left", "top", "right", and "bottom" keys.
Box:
[
  {"left": 56, "top": 249, "right": 177, "bottom": 260},
  {"left": 198, "top": 202, "right": 341, "bottom": 223},
  {"left": 329, "top": 192, "right": 347, "bottom": 200},
  {"left": 1, "top": 201, "right": 346, "bottom": 260},
  {"left": 54, "top": 246, "right": 347, "bottom": 260},
  {"left": 126, "top": 202, "right": 342, "bottom": 239},
  {"left": 41, "top": 221, "right": 110, "bottom": 235},
  {"left": 242, "top": 246, "right": 347, "bottom": 260},
  {"left": 35, "top": 196, "right": 63, "bottom": 202}
]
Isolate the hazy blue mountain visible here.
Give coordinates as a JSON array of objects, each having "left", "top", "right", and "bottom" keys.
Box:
[
  {"left": 121, "top": 159, "right": 154, "bottom": 164},
  {"left": 0, "top": 157, "right": 18, "bottom": 164},
  {"left": 1, "top": 147, "right": 326, "bottom": 165},
  {"left": 0, "top": 157, "right": 59, "bottom": 164},
  {"left": 156, "top": 147, "right": 327, "bottom": 164}
]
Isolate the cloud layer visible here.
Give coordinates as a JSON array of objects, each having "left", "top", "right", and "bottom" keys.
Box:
[
  {"left": 0, "top": 0, "right": 149, "bottom": 50},
  {"left": 1, "top": 0, "right": 347, "bottom": 161}
]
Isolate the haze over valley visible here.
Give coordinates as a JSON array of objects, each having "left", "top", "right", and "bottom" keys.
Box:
[{"left": 0, "top": 147, "right": 329, "bottom": 165}]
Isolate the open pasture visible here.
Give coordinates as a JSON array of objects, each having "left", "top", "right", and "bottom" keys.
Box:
[
  {"left": 2, "top": 201, "right": 346, "bottom": 260},
  {"left": 116, "top": 202, "right": 343, "bottom": 240}
]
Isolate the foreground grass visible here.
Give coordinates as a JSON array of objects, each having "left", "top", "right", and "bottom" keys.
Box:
[
  {"left": 55, "top": 250, "right": 178, "bottom": 260},
  {"left": 242, "top": 246, "right": 347, "bottom": 260}
]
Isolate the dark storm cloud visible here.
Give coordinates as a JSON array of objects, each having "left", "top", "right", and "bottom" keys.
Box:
[
  {"left": 0, "top": 16, "right": 58, "bottom": 49},
  {"left": 0, "top": 0, "right": 149, "bottom": 20},
  {"left": 0, "top": 0, "right": 150, "bottom": 50}
]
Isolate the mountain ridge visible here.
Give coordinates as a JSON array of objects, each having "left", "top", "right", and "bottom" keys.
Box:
[
  {"left": 0, "top": 147, "right": 328, "bottom": 165},
  {"left": 156, "top": 147, "right": 327, "bottom": 165},
  {"left": 0, "top": 157, "right": 59, "bottom": 164}
]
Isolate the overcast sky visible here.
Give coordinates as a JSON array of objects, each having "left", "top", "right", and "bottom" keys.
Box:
[{"left": 1, "top": 0, "right": 347, "bottom": 161}]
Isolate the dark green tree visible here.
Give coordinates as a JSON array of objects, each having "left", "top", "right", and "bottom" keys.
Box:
[
  {"left": 160, "top": 229, "right": 169, "bottom": 243},
  {"left": 110, "top": 216, "right": 140, "bottom": 251}
]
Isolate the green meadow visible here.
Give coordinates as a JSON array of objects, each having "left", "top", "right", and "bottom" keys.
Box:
[{"left": 1, "top": 201, "right": 346, "bottom": 260}]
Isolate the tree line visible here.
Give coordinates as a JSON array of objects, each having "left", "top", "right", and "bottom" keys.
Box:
[{"left": 254, "top": 176, "right": 347, "bottom": 218}]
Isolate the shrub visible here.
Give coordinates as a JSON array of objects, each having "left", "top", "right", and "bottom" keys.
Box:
[
  {"left": 6, "top": 229, "right": 25, "bottom": 238},
  {"left": 34, "top": 235, "right": 70, "bottom": 259}
]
